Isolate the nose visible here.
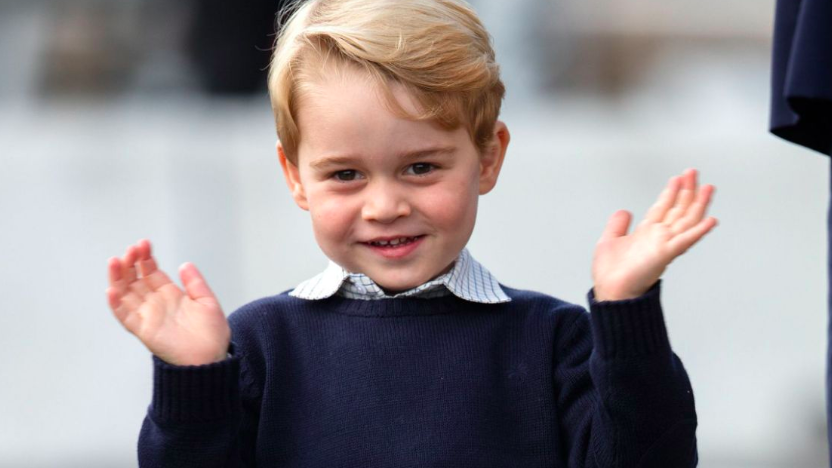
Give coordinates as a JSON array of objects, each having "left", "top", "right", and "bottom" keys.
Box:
[{"left": 361, "top": 181, "right": 411, "bottom": 223}]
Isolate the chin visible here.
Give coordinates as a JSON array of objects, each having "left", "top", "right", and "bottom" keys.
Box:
[{"left": 372, "top": 270, "right": 430, "bottom": 293}]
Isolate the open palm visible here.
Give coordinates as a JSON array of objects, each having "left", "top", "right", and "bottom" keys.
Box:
[
  {"left": 106, "top": 239, "right": 230, "bottom": 366},
  {"left": 591, "top": 168, "right": 718, "bottom": 301}
]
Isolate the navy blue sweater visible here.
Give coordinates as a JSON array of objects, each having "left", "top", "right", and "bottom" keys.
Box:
[{"left": 138, "top": 280, "right": 697, "bottom": 467}]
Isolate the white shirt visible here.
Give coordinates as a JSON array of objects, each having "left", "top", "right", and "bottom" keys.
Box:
[{"left": 290, "top": 248, "right": 511, "bottom": 304}]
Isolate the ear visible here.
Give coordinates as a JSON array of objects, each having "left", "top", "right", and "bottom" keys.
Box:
[
  {"left": 478, "top": 120, "right": 510, "bottom": 195},
  {"left": 277, "top": 142, "right": 309, "bottom": 211}
]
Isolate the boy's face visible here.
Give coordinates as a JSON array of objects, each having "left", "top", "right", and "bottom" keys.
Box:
[{"left": 279, "top": 67, "right": 509, "bottom": 292}]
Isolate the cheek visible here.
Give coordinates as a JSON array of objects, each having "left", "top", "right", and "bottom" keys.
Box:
[
  {"left": 419, "top": 176, "right": 479, "bottom": 229},
  {"left": 307, "top": 190, "right": 359, "bottom": 242}
]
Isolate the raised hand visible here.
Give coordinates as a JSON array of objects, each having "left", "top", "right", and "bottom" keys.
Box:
[
  {"left": 591, "top": 168, "right": 718, "bottom": 301},
  {"left": 106, "top": 239, "right": 231, "bottom": 366}
]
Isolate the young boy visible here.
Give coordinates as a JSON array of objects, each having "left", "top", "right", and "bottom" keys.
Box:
[{"left": 106, "top": 0, "right": 717, "bottom": 466}]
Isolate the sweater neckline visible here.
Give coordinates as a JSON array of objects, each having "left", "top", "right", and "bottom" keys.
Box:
[{"left": 308, "top": 292, "right": 505, "bottom": 317}]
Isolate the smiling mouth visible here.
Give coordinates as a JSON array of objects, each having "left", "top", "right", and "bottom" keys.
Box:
[{"left": 364, "top": 235, "right": 424, "bottom": 247}]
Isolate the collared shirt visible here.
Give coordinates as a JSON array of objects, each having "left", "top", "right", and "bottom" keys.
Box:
[{"left": 289, "top": 248, "right": 511, "bottom": 304}]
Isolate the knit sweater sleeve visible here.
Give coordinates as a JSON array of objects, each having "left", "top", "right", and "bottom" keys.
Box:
[
  {"left": 136, "top": 317, "right": 263, "bottom": 467},
  {"left": 553, "top": 280, "right": 698, "bottom": 468}
]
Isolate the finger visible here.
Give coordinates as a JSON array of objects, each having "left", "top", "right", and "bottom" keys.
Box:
[
  {"left": 119, "top": 244, "right": 152, "bottom": 298},
  {"left": 136, "top": 239, "right": 172, "bottom": 290},
  {"left": 664, "top": 169, "right": 697, "bottom": 225},
  {"left": 668, "top": 216, "right": 718, "bottom": 256},
  {"left": 106, "top": 286, "right": 122, "bottom": 313},
  {"left": 670, "top": 184, "right": 714, "bottom": 236},
  {"left": 108, "top": 257, "right": 124, "bottom": 288},
  {"left": 645, "top": 176, "right": 681, "bottom": 223},
  {"left": 108, "top": 256, "right": 137, "bottom": 299},
  {"left": 179, "top": 262, "right": 218, "bottom": 304},
  {"left": 121, "top": 245, "right": 139, "bottom": 284},
  {"left": 135, "top": 239, "right": 153, "bottom": 275},
  {"left": 597, "top": 210, "right": 631, "bottom": 244}
]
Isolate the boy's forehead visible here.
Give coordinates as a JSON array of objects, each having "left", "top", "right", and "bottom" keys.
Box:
[{"left": 295, "top": 75, "right": 470, "bottom": 164}]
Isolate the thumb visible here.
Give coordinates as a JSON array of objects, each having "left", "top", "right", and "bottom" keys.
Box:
[
  {"left": 179, "top": 262, "right": 217, "bottom": 303},
  {"left": 598, "top": 210, "right": 631, "bottom": 243}
]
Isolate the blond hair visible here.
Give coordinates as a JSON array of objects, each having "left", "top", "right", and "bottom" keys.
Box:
[{"left": 268, "top": 0, "right": 505, "bottom": 164}]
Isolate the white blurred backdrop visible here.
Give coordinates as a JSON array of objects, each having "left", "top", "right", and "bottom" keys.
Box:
[{"left": 0, "top": 0, "right": 828, "bottom": 466}]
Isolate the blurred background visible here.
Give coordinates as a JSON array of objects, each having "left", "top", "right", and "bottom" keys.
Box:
[{"left": 0, "top": 0, "right": 827, "bottom": 466}]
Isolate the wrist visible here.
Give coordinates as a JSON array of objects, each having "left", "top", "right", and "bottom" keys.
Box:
[
  {"left": 593, "top": 280, "right": 660, "bottom": 302},
  {"left": 593, "top": 287, "right": 643, "bottom": 302},
  {"left": 156, "top": 346, "right": 230, "bottom": 367}
]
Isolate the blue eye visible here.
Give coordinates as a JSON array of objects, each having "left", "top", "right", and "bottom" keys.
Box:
[
  {"left": 407, "top": 163, "right": 435, "bottom": 176},
  {"left": 333, "top": 170, "right": 360, "bottom": 181}
]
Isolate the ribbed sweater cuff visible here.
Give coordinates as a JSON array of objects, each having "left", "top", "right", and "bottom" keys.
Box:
[
  {"left": 149, "top": 355, "right": 241, "bottom": 424},
  {"left": 587, "top": 280, "right": 670, "bottom": 360}
]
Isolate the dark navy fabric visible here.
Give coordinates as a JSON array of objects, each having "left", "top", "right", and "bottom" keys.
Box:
[
  {"left": 136, "top": 281, "right": 698, "bottom": 467},
  {"left": 769, "top": 0, "right": 832, "bottom": 155}
]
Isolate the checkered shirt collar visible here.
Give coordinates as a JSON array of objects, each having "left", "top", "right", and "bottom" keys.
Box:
[{"left": 289, "top": 248, "right": 510, "bottom": 304}]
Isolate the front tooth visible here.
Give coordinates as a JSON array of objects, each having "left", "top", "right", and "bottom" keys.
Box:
[
  {"left": 377, "top": 240, "right": 389, "bottom": 246},
  {"left": 390, "top": 238, "right": 401, "bottom": 245}
]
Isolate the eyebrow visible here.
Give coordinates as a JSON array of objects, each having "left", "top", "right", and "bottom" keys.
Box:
[{"left": 309, "top": 146, "right": 457, "bottom": 171}]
